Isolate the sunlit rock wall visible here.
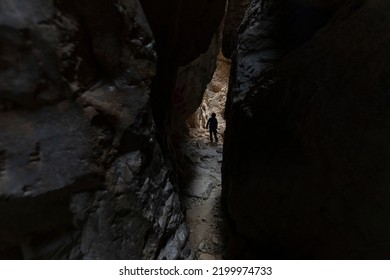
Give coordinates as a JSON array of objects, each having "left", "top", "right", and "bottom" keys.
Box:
[
  {"left": 0, "top": 0, "right": 193, "bottom": 259},
  {"left": 223, "top": 0, "right": 390, "bottom": 259}
]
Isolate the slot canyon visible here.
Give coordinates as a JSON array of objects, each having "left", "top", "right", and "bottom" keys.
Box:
[{"left": 1, "top": 0, "right": 390, "bottom": 259}]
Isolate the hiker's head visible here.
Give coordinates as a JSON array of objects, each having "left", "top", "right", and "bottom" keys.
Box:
[{"left": 211, "top": 113, "right": 216, "bottom": 118}]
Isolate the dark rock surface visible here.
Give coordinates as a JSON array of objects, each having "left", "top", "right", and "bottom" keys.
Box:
[
  {"left": 223, "top": 0, "right": 390, "bottom": 259},
  {"left": 172, "top": 34, "right": 221, "bottom": 128},
  {"left": 221, "top": 0, "right": 251, "bottom": 58},
  {"left": 140, "top": 0, "right": 227, "bottom": 138},
  {"left": 0, "top": 0, "right": 197, "bottom": 259}
]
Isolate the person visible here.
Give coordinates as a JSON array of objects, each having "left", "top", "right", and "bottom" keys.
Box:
[{"left": 206, "top": 113, "right": 218, "bottom": 143}]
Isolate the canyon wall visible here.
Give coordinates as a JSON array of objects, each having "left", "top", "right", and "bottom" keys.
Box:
[
  {"left": 222, "top": 0, "right": 251, "bottom": 58},
  {"left": 223, "top": 0, "right": 390, "bottom": 259},
  {"left": 0, "top": 0, "right": 224, "bottom": 259},
  {"left": 140, "top": 0, "right": 226, "bottom": 137}
]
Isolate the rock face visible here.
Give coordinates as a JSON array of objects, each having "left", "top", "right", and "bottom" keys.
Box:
[
  {"left": 0, "top": 0, "right": 196, "bottom": 259},
  {"left": 171, "top": 33, "right": 221, "bottom": 128},
  {"left": 223, "top": 0, "right": 390, "bottom": 259},
  {"left": 140, "top": 0, "right": 227, "bottom": 137},
  {"left": 222, "top": 0, "right": 251, "bottom": 58}
]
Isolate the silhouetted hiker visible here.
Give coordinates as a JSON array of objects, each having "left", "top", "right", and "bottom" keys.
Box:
[{"left": 206, "top": 113, "right": 218, "bottom": 143}]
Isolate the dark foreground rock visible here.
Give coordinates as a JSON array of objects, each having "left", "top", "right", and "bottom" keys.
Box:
[
  {"left": 0, "top": 0, "right": 194, "bottom": 259},
  {"left": 223, "top": 0, "right": 390, "bottom": 259},
  {"left": 222, "top": 0, "right": 251, "bottom": 58}
]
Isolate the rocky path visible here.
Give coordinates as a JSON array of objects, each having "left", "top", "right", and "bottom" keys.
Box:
[
  {"left": 179, "top": 53, "right": 230, "bottom": 259},
  {"left": 180, "top": 129, "right": 226, "bottom": 260}
]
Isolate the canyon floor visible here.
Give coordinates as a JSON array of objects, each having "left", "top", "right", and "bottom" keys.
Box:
[
  {"left": 181, "top": 133, "right": 225, "bottom": 259},
  {"left": 180, "top": 53, "right": 230, "bottom": 259}
]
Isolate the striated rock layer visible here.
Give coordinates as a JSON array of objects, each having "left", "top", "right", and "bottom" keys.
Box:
[
  {"left": 223, "top": 0, "right": 390, "bottom": 259},
  {"left": 0, "top": 0, "right": 210, "bottom": 259}
]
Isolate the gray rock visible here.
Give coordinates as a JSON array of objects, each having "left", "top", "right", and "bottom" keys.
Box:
[
  {"left": 198, "top": 240, "right": 206, "bottom": 251},
  {"left": 0, "top": 0, "right": 202, "bottom": 260},
  {"left": 0, "top": 104, "right": 98, "bottom": 197},
  {"left": 0, "top": 0, "right": 227, "bottom": 260},
  {"left": 158, "top": 223, "right": 195, "bottom": 260}
]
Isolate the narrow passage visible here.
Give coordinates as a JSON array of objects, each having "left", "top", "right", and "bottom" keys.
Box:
[{"left": 180, "top": 53, "right": 230, "bottom": 259}]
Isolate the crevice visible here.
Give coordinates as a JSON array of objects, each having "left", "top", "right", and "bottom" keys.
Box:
[{"left": 178, "top": 52, "right": 230, "bottom": 259}]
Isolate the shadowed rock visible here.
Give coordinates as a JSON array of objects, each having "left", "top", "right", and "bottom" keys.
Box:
[{"left": 223, "top": 0, "right": 390, "bottom": 259}]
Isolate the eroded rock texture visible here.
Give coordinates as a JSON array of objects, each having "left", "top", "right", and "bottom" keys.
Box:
[
  {"left": 0, "top": 0, "right": 194, "bottom": 259},
  {"left": 223, "top": 0, "right": 390, "bottom": 259},
  {"left": 222, "top": 0, "right": 251, "bottom": 58},
  {"left": 140, "top": 0, "right": 227, "bottom": 136}
]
